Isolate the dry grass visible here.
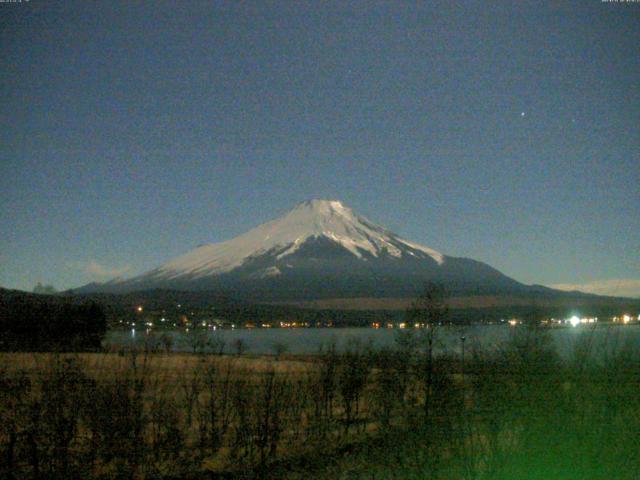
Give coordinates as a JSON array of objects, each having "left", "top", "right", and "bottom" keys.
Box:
[
  {"left": 0, "top": 352, "right": 313, "bottom": 377},
  {"left": 3, "top": 333, "right": 638, "bottom": 480}
]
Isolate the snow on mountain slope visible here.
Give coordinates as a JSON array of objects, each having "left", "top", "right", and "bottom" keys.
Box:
[
  {"left": 153, "top": 199, "right": 444, "bottom": 280},
  {"left": 76, "top": 199, "right": 537, "bottom": 299}
]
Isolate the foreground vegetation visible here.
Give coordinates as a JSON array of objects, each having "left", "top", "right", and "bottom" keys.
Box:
[{"left": 1, "top": 324, "right": 639, "bottom": 479}]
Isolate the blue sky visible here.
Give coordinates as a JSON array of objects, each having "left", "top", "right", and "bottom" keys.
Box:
[{"left": 1, "top": 1, "right": 639, "bottom": 296}]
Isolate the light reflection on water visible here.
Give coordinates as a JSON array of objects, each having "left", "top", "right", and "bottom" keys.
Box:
[{"left": 106, "top": 324, "right": 640, "bottom": 358}]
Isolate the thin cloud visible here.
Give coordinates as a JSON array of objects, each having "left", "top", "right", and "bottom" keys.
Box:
[
  {"left": 549, "top": 279, "right": 640, "bottom": 299},
  {"left": 78, "top": 260, "right": 131, "bottom": 278}
]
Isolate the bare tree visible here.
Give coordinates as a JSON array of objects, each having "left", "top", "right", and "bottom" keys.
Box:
[
  {"left": 406, "top": 282, "right": 449, "bottom": 423},
  {"left": 271, "top": 341, "right": 289, "bottom": 360},
  {"left": 338, "top": 341, "right": 371, "bottom": 436},
  {"left": 233, "top": 339, "right": 247, "bottom": 356}
]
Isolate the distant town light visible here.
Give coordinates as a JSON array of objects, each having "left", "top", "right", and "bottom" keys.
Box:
[
  {"left": 136, "top": 306, "right": 143, "bottom": 313},
  {"left": 569, "top": 316, "right": 580, "bottom": 327}
]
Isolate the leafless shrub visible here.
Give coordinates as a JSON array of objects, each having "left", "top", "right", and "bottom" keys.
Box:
[
  {"left": 371, "top": 348, "right": 407, "bottom": 431},
  {"left": 307, "top": 342, "right": 339, "bottom": 440},
  {"left": 206, "top": 332, "right": 226, "bottom": 355},
  {"left": 159, "top": 332, "right": 174, "bottom": 353},
  {"left": 254, "top": 368, "right": 291, "bottom": 471},
  {"left": 0, "top": 368, "right": 32, "bottom": 479},
  {"left": 233, "top": 338, "right": 247, "bottom": 356},
  {"left": 229, "top": 374, "right": 254, "bottom": 462},
  {"left": 179, "top": 360, "right": 203, "bottom": 431},
  {"left": 38, "top": 356, "right": 93, "bottom": 477},
  {"left": 338, "top": 341, "right": 371, "bottom": 435},
  {"left": 197, "top": 359, "right": 234, "bottom": 454},
  {"left": 187, "top": 329, "right": 208, "bottom": 354},
  {"left": 271, "top": 341, "right": 289, "bottom": 360}
]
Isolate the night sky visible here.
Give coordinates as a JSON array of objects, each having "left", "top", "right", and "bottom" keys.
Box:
[{"left": 1, "top": 1, "right": 638, "bottom": 296}]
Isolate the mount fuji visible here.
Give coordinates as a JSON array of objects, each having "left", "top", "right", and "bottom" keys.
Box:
[{"left": 79, "top": 200, "right": 541, "bottom": 300}]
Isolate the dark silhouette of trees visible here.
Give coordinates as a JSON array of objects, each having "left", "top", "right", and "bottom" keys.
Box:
[
  {"left": 33, "top": 283, "right": 58, "bottom": 295},
  {"left": 0, "top": 293, "right": 107, "bottom": 351}
]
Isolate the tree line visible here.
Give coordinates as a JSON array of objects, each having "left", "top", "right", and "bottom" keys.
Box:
[{"left": 0, "top": 290, "right": 107, "bottom": 351}]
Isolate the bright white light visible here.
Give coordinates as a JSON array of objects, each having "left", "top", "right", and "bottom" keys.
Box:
[{"left": 569, "top": 316, "right": 580, "bottom": 327}]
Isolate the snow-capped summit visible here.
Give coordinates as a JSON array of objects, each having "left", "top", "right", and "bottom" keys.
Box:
[
  {"left": 156, "top": 199, "right": 443, "bottom": 281},
  {"left": 79, "top": 199, "right": 527, "bottom": 299}
]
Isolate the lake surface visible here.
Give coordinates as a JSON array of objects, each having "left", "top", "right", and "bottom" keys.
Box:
[{"left": 106, "top": 323, "right": 640, "bottom": 358}]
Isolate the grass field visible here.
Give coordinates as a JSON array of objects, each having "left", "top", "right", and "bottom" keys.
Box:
[{"left": 1, "top": 326, "right": 639, "bottom": 479}]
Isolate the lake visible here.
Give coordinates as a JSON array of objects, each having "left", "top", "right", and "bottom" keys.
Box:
[{"left": 106, "top": 323, "right": 640, "bottom": 358}]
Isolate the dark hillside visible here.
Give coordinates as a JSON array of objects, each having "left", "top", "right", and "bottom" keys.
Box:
[{"left": 0, "top": 288, "right": 107, "bottom": 351}]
